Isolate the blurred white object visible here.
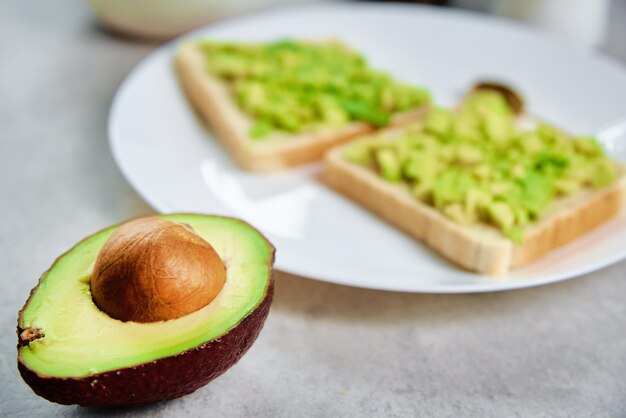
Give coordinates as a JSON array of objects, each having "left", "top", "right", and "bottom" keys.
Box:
[
  {"left": 88, "top": 0, "right": 309, "bottom": 40},
  {"left": 491, "top": 0, "right": 610, "bottom": 48}
]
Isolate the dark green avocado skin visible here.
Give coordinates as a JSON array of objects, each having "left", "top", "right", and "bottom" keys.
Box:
[{"left": 17, "top": 279, "right": 273, "bottom": 408}]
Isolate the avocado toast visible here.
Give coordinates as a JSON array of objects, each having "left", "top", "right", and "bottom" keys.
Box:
[
  {"left": 175, "top": 39, "right": 431, "bottom": 171},
  {"left": 323, "top": 90, "right": 626, "bottom": 274}
]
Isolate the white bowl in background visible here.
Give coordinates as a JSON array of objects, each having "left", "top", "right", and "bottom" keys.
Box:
[{"left": 88, "top": 0, "right": 315, "bottom": 40}]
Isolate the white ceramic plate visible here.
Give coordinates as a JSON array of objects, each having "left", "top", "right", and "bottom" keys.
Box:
[{"left": 109, "top": 3, "right": 626, "bottom": 293}]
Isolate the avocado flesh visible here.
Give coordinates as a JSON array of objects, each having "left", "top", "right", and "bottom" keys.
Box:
[
  {"left": 343, "top": 91, "right": 619, "bottom": 242},
  {"left": 200, "top": 39, "right": 431, "bottom": 138},
  {"left": 18, "top": 214, "right": 273, "bottom": 378}
]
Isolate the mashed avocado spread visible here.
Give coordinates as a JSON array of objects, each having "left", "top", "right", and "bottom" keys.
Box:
[
  {"left": 200, "top": 40, "right": 431, "bottom": 139},
  {"left": 343, "top": 91, "right": 618, "bottom": 242}
]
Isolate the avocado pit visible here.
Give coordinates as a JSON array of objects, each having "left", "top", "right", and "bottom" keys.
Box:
[{"left": 90, "top": 217, "right": 226, "bottom": 323}]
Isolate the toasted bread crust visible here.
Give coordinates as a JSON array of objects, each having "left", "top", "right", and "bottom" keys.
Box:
[
  {"left": 174, "top": 42, "right": 429, "bottom": 172},
  {"left": 511, "top": 178, "right": 626, "bottom": 267},
  {"left": 323, "top": 142, "right": 626, "bottom": 275}
]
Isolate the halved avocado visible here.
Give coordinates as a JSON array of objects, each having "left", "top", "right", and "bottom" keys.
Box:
[{"left": 17, "top": 214, "right": 274, "bottom": 407}]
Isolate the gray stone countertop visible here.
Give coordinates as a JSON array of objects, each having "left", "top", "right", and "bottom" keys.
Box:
[{"left": 1, "top": 1, "right": 625, "bottom": 417}]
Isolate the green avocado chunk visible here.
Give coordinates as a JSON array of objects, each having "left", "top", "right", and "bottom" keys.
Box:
[
  {"left": 343, "top": 91, "right": 618, "bottom": 242},
  {"left": 199, "top": 39, "right": 431, "bottom": 138},
  {"left": 18, "top": 214, "right": 273, "bottom": 381}
]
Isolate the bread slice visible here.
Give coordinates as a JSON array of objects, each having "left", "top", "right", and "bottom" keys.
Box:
[
  {"left": 322, "top": 127, "right": 626, "bottom": 275},
  {"left": 174, "top": 41, "right": 430, "bottom": 172}
]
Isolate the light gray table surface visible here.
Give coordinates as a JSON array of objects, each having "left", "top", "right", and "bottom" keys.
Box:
[{"left": 2, "top": 1, "right": 626, "bottom": 417}]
